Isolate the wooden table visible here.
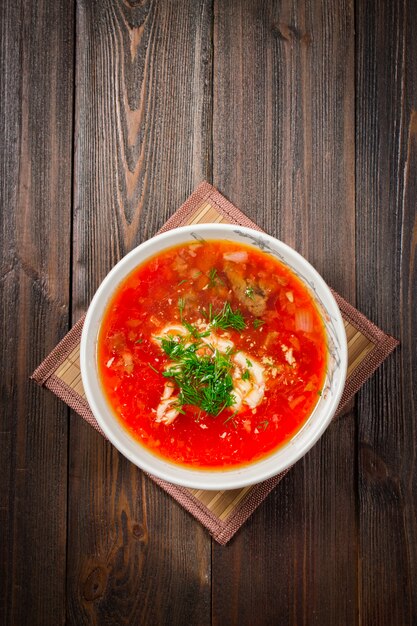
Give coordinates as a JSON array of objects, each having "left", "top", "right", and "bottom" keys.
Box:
[{"left": 1, "top": 1, "right": 416, "bottom": 624}]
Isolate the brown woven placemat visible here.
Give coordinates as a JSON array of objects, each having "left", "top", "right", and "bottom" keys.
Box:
[{"left": 32, "top": 182, "right": 399, "bottom": 545}]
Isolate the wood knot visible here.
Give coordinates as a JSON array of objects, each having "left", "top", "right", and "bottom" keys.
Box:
[
  {"left": 272, "top": 22, "right": 311, "bottom": 46},
  {"left": 82, "top": 567, "right": 108, "bottom": 602},
  {"left": 360, "top": 445, "right": 389, "bottom": 481},
  {"left": 132, "top": 522, "right": 148, "bottom": 544}
]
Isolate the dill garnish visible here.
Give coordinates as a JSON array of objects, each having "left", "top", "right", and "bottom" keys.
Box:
[
  {"left": 160, "top": 337, "right": 235, "bottom": 416},
  {"left": 182, "top": 320, "right": 211, "bottom": 339},
  {"left": 148, "top": 363, "right": 159, "bottom": 374},
  {"left": 201, "top": 303, "right": 213, "bottom": 323},
  {"left": 178, "top": 297, "right": 186, "bottom": 319},
  {"left": 245, "top": 286, "right": 254, "bottom": 300},
  {"left": 211, "top": 302, "right": 246, "bottom": 331},
  {"left": 257, "top": 420, "right": 269, "bottom": 431},
  {"left": 159, "top": 300, "right": 248, "bottom": 415},
  {"left": 177, "top": 299, "right": 211, "bottom": 341},
  {"left": 207, "top": 267, "right": 223, "bottom": 288},
  {"left": 253, "top": 318, "right": 265, "bottom": 329},
  {"left": 223, "top": 409, "right": 239, "bottom": 425},
  {"left": 241, "top": 369, "right": 250, "bottom": 381}
]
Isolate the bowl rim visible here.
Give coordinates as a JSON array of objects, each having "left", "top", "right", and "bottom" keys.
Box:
[{"left": 80, "top": 224, "right": 348, "bottom": 489}]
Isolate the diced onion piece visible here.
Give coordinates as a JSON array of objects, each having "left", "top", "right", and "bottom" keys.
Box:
[
  {"left": 288, "top": 395, "right": 305, "bottom": 410},
  {"left": 289, "top": 336, "right": 300, "bottom": 351},
  {"left": 126, "top": 319, "right": 141, "bottom": 328},
  {"left": 122, "top": 351, "right": 134, "bottom": 373},
  {"left": 109, "top": 331, "right": 125, "bottom": 350},
  {"left": 263, "top": 331, "right": 278, "bottom": 349},
  {"left": 285, "top": 291, "right": 294, "bottom": 302},
  {"left": 223, "top": 251, "right": 248, "bottom": 262},
  {"left": 284, "top": 347, "right": 295, "bottom": 365},
  {"left": 295, "top": 308, "right": 313, "bottom": 332},
  {"left": 242, "top": 419, "right": 252, "bottom": 433}
]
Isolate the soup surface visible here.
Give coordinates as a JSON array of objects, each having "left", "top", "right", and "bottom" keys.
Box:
[{"left": 98, "top": 240, "right": 327, "bottom": 469}]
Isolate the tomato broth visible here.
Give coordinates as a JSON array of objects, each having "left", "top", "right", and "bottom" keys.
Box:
[{"left": 98, "top": 240, "right": 327, "bottom": 469}]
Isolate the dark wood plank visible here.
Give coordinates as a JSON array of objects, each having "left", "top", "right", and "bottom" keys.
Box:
[
  {"left": 212, "top": 1, "right": 357, "bottom": 624},
  {"left": 66, "top": 1, "right": 212, "bottom": 624},
  {"left": 356, "top": 1, "right": 417, "bottom": 623},
  {"left": 0, "top": 0, "right": 74, "bottom": 624}
]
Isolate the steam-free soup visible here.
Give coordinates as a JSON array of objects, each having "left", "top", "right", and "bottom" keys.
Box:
[{"left": 98, "top": 240, "right": 327, "bottom": 468}]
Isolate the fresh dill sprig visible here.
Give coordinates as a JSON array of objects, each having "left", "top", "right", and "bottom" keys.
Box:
[
  {"left": 223, "top": 409, "right": 239, "bottom": 425},
  {"left": 253, "top": 318, "right": 265, "bottom": 329},
  {"left": 201, "top": 303, "right": 213, "bottom": 323},
  {"left": 241, "top": 369, "right": 250, "bottom": 381},
  {"left": 245, "top": 286, "right": 254, "bottom": 300},
  {"left": 211, "top": 302, "right": 246, "bottom": 331},
  {"left": 207, "top": 267, "right": 223, "bottom": 288},
  {"left": 178, "top": 297, "right": 186, "bottom": 319},
  {"left": 182, "top": 320, "right": 211, "bottom": 339},
  {"left": 160, "top": 337, "right": 235, "bottom": 416},
  {"left": 159, "top": 336, "right": 191, "bottom": 360}
]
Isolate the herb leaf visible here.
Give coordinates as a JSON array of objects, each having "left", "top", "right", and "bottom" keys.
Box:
[
  {"left": 241, "top": 369, "right": 250, "bottom": 381},
  {"left": 182, "top": 320, "right": 211, "bottom": 339},
  {"left": 211, "top": 302, "right": 246, "bottom": 331},
  {"left": 207, "top": 267, "right": 223, "bottom": 288},
  {"left": 253, "top": 318, "right": 265, "bottom": 329},
  {"left": 178, "top": 297, "right": 186, "bottom": 319},
  {"left": 223, "top": 409, "right": 239, "bottom": 425}
]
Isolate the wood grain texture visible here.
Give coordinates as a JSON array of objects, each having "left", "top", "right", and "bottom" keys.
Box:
[
  {"left": 2, "top": 0, "right": 416, "bottom": 623},
  {"left": 212, "top": 1, "right": 357, "bottom": 624},
  {"left": 356, "top": 1, "right": 417, "bottom": 624},
  {"left": 0, "top": 0, "right": 74, "bottom": 624},
  {"left": 67, "top": 1, "right": 212, "bottom": 624}
]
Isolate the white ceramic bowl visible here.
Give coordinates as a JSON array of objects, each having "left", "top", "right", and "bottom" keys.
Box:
[{"left": 80, "top": 224, "right": 347, "bottom": 489}]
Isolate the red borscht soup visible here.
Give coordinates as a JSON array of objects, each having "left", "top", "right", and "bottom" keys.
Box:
[{"left": 98, "top": 240, "right": 327, "bottom": 469}]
